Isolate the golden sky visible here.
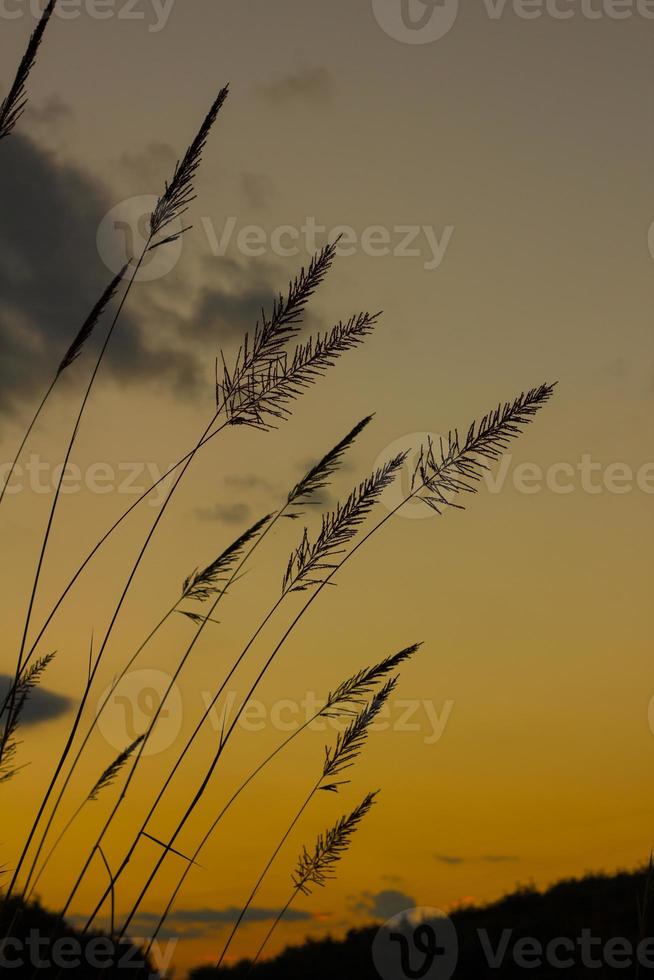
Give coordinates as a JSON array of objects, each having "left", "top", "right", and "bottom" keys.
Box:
[{"left": 1, "top": 2, "right": 653, "bottom": 976}]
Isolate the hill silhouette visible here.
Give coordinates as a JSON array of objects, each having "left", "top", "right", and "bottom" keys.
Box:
[
  {"left": 0, "top": 895, "right": 155, "bottom": 977},
  {"left": 191, "top": 868, "right": 653, "bottom": 979}
]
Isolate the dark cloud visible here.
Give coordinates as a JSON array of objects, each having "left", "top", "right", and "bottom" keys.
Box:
[
  {"left": 0, "top": 134, "right": 203, "bottom": 424},
  {"left": 0, "top": 674, "right": 72, "bottom": 725},
  {"left": 118, "top": 142, "right": 177, "bottom": 186},
  {"left": 435, "top": 854, "right": 519, "bottom": 865},
  {"left": 27, "top": 95, "right": 72, "bottom": 127},
  {"left": 240, "top": 171, "right": 276, "bottom": 210},
  {"left": 355, "top": 890, "right": 417, "bottom": 921},
  {"left": 136, "top": 906, "right": 313, "bottom": 927},
  {"left": 190, "top": 281, "right": 274, "bottom": 344},
  {"left": 257, "top": 68, "right": 333, "bottom": 105},
  {"left": 0, "top": 135, "right": 332, "bottom": 433},
  {"left": 195, "top": 501, "right": 252, "bottom": 525},
  {"left": 480, "top": 855, "right": 520, "bottom": 864},
  {"left": 224, "top": 473, "right": 278, "bottom": 494}
]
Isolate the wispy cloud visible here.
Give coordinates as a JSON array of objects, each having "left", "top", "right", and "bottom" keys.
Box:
[
  {"left": 435, "top": 853, "right": 520, "bottom": 866},
  {"left": 240, "top": 171, "right": 276, "bottom": 209},
  {"left": 257, "top": 67, "right": 333, "bottom": 105},
  {"left": 195, "top": 502, "right": 252, "bottom": 525},
  {"left": 354, "top": 889, "right": 417, "bottom": 920}
]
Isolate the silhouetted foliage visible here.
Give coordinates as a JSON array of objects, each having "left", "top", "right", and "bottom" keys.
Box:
[
  {"left": 191, "top": 869, "right": 653, "bottom": 979},
  {"left": 0, "top": 896, "right": 155, "bottom": 977}
]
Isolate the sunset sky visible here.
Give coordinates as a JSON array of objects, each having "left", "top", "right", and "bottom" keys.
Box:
[{"left": 1, "top": 2, "right": 653, "bottom": 976}]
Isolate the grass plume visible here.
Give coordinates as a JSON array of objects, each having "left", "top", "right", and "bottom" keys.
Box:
[
  {"left": 293, "top": 791, "right": 379, "bottom": 896},
  {"left": 283, "top": 451, "right": 407, "bottom": 593},
  {"left": 225, "top": 313, "right": 379, "bottom": 430},
  {"left": 287, "top": 415, "right": 374, "bottom": 511},
  {"left": 181, "top": 513, "right": 273, "bottom": 603},
  {"left": 0, "top": 0, "right": 58, "bottom": 141},
  {"left": 321, "top": 679, "right": 397, "bottom": 792},
  {"left": 324, "top": 643, "right": 422, "bottom": 715},
  {"left": 150, "top": 86, "right": 230, "bottom": 241},
  {"left": 247, "top": 793, "right": 379, "bottom": 969},
  {"left": 57, "top": 268, "right": 127, "bottom": 376},
  {"left": 413, "top": 384, "right": 556, "bottom": 514},
  {"left": 87, "top": 736, "right": 145, "bottom": 802},
  {"left": 0, "top": 653, "right": 55, "bottom": 784}
]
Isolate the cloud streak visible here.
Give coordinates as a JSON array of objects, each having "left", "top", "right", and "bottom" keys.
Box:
[
  {"left": 257, "top": 68, "right": 333, "bottom": 105},
  {"left": 435, "top": 854, "right": 520, "bottom": 866},
  {"left": 0, "top": 674, "right": 72, "bottom": 725}
]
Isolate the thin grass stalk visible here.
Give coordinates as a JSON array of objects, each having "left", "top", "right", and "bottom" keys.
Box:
[
  {"left": 8, "top": 426, "right": 226, "bottom": 696},
  {"left": 216, "top": 681, "right": 395, "bottom": 968},
  {"left": 0, "top": 268, "right": 127, "bottom": 516},
  {"left": 0, "top": 259, "right": 140, "bottom": 776},
  {"left": 113, "top": 456, "right": 405, "bottom": 939},
  {"left": 220, "top": 788, "right": 315, "bottom": 969},
  {"left": 3, "top": 87, "right": 231, "bottom": 704},
  {"left": 25, "top": 510, "right": 272, "bottom": 889},
  {"left": 25, "top": 736, "right": 144, "bottom": 903},
  {"left": 12, "top": 248, "right": 346, "bottom": 686},
  {"left": 7, "top": 86, "right": 236, "bottom": 893},
  {"left": 21, "top": 605, "right": 177, "bottom": 900},
  {"left": 142, "top": 646, "right": 420, "bottom": 957},
  {"left": 118, "top": 384, "right": 554, "bottom": 938},
  {"left": 0, "top": 377, "right": 57, "bottom": 510},
  {"left": 248, "top": 793, "right": 378, "bottom": 972},
  {"left": 142, "top": 648, "right": 418, "bottom": 960},
  {"left": 57, "top": 510, "right": 281, "bottom": 921},
  {"left": 8, "top": 406, "right": 230, "bottom": 903},
  {"left": 73, "top": 419, "right": 375, "bottom": 927},
  {"left": 23, "top": 598, "right": 202, "bottom": 895}
]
